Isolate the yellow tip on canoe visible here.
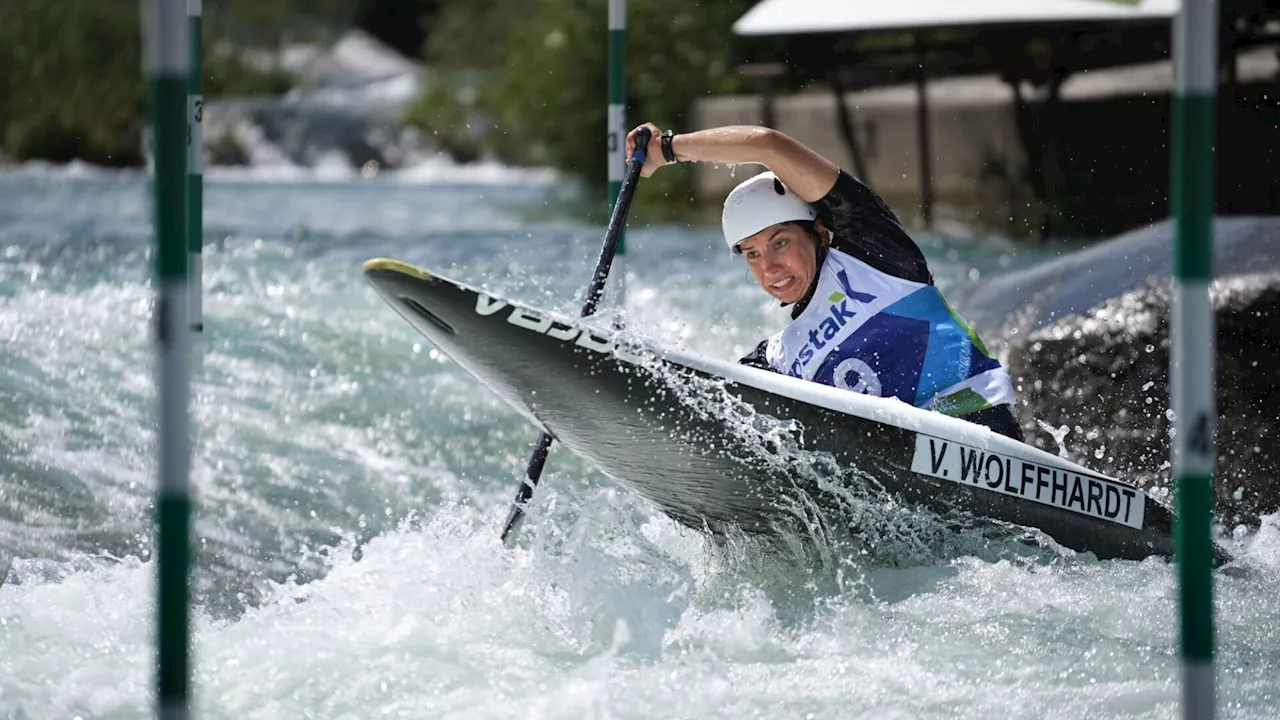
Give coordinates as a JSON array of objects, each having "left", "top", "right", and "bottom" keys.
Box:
[{"left": 361, "top": 258, "right": 433, "bottom": 281}]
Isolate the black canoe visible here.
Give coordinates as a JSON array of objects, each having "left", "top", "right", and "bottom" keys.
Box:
[{"left": 365, "top": 258, "right": 1201, "bottom": 562}]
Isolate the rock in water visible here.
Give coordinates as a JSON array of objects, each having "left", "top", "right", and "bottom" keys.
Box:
[{"left": 955, "top": 218, "right": 1280, "bottom": 526}]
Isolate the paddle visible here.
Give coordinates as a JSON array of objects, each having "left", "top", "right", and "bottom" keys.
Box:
[{"left": 499, "top": 126, "right": 652, "bottom": 545}]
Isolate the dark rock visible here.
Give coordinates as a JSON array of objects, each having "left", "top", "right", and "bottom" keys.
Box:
[{"left": 956, "top": 218, "right": 1280, "bottom": 527}]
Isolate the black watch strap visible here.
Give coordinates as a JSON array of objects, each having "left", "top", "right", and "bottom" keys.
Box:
[{"left": 660, "top": 130, "right": 679, "bottom": 163}]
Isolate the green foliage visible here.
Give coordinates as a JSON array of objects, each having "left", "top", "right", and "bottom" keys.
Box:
[
  {"left": 204, "top": 0, "right": 360, "bottom": 47},
  {"left": 203, "top": 51, "right": 296, "bottom": 98},
  {"left": 0, "top": 0, "right": 763, "bottom": 185},
  {"left": 0, "top": 0, "right": 145, "bottom": 165},
  {"left": 0, "top": 0, "right": 354, "bottom": 165},
  {"left": 202, "top": 0, "right": 355, "bottom": 98},
  {"left": 409, "top": 0, "right": 763, "bottom": 205}
]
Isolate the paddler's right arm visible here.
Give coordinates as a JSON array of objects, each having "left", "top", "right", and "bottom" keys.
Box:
[
  {"left": 627, "top": 122, "right": 932, "bottom": 285},
  {"left": 625, "top": 123, "right": 838, "bottom": 203}
]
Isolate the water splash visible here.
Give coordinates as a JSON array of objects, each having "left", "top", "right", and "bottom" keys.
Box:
[
  {"left": 1035, "top": 419, "right": 1072, "bottom": 457},
  {"left": 6, "top": 172, "right": 1280, "bottom": 719}
]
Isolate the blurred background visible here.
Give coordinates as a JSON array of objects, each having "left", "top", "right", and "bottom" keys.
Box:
[{"left": 2, "top": 0, "right": 1277, "bottom": 238}]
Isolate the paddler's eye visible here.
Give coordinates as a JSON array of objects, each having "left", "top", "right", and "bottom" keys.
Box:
[{"left": 774, "top": 237, "right": 790, "bottom": 251}]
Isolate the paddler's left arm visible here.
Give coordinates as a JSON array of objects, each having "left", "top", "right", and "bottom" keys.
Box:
[{"left": 626, "top": 123, "right": 838, "bottom": 202}]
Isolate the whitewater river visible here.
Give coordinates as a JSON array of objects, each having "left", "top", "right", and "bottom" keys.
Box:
[{"left": 1, "top": 164, "right": 1277, "bottom": 719}]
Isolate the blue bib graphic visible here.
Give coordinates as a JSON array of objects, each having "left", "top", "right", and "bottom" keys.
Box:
[{"left": 767, "top": 249, "right": 1014, "bottom": 412}]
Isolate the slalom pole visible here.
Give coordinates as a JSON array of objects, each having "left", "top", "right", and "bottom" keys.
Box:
[
  {"left": 1171, "top": 1, "right": 1218, "bottom": 719},
  {"left": 188, "top": 0, "right": 204, "bottom": 332},
  {"left": 141, "top": 1, "right": 193, "bottom": 718},
  {"left": 500, "top": 128, "right": 652, "bottom": 545},
  {"left": 608, "top": 0, "right": 627, "bottom": 312}
]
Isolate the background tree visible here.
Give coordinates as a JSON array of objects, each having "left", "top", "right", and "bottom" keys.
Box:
[
  {"left": 0, "top": 0, "right": 360, "bottom": 165},
  {"left": 409, "top": 0, "right": 768, "bottom": 208},
  {"left": 0, "top": 1, "right": 144, "bottom": 165}
]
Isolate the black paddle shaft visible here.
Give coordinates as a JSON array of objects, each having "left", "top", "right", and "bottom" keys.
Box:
[
  {"left": 580, "top": 130, "right": 649, "bottom": 317},
  {"left": 500, "top": 127, "right": 652, "bottom": 545}
]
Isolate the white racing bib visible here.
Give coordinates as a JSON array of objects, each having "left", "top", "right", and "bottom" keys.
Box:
[{"left": 765, "top": 248, "right": 1014, "bottom": 414}]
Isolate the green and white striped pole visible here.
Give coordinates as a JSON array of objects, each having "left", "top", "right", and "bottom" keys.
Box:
[
  {"left": 1171, "top": 1, "right": 1217, "bottom": 718},
  {"left": 188, "top": 0, "right": 203, "bottom": 332},
  {"left": 141, "top": 1, "right": 193, "bottom": 718},
  {"left": 607, "top": 0, "right": 626, "bottom": 311}
]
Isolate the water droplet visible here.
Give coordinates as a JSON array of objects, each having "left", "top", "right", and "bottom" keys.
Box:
[{"left": 1036, "top": 420, "right": 1071, "bottom": 457}]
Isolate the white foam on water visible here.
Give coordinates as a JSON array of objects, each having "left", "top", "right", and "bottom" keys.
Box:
[
  {"left": 4, "top": 174, "right": 1279, "bottom": 719},
  {"left": 4, "top": 510, "right": 1280, "bottom": 719}
]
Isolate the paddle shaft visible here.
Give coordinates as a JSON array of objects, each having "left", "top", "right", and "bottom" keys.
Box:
[{"left": 500, "top": 128, "right": 650, "bottom": 544}]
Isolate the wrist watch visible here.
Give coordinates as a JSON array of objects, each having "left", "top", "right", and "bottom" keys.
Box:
[{"left": 660, "top": 130, "right": 679, "bottom": 164}]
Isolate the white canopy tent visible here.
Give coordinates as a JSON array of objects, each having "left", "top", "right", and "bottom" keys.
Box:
[
  {"left": 730, "top": 0, "right": 1180, "bottom": 230},
  {"left": 733, "top": 0, "right": 1174, "bottom": 36}
]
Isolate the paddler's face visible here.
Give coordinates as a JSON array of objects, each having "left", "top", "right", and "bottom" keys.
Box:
[{"left": 737, "top": 222, "right": 824, "bottom": 304}]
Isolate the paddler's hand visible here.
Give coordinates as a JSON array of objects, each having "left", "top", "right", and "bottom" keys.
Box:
[{"left": 626, "top": 122, "right": 668, "bottom": 177}]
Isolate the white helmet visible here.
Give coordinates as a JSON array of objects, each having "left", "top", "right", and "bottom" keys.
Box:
[{"left": 721, "top": 171, "right": 817, "bottom": 252}]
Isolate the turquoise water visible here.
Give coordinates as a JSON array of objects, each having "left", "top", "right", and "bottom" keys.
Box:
[{"left": 1, "top": 165, "right": 1277, "bottom": 719}]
